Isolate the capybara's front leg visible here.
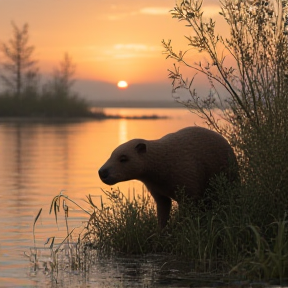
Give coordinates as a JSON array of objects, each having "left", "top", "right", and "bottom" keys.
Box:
[{"left": 152, "top": 193, "right": 172, "bottom": 229}]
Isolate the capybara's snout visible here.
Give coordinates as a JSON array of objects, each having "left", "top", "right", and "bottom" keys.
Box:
[
  {"left": 98, "top": 166, "right": 118, "bottom": 185},
  {"left": 98, "top": 167, "right": 109, "bottom": 181}
]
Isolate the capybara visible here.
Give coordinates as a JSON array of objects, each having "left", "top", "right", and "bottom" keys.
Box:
[{"left": 98, "top": 126, "right": 238, "bottom": 228}]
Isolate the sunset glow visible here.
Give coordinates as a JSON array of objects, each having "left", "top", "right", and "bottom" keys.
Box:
[{"left": 0, "top": 1, "right": 225, "bottom": 100}]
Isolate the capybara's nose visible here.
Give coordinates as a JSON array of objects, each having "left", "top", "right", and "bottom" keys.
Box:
[{"left": 98, "top": 167, "right": 109, "bottom": 180}]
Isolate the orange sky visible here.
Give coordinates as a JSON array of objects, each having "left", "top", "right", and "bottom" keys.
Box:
[{"left": 0, "top": 0, "right": 223, "bottom": 86}]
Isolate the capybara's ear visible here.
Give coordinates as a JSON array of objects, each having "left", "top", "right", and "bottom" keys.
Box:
[{"left": 135, "top": 143, "right": 146, "bottom": 154}]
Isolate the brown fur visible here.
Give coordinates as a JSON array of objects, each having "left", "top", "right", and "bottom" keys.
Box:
[{"left": 98, "top": 127, "right": 238, "bottom": 228}]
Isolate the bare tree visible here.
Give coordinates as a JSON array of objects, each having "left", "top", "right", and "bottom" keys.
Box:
[
  {"left": 1, "top": 22, "right": 38, "bottom": 96},
  {"left": 49, "top": 52, "right": 76, "bottom": 98}
]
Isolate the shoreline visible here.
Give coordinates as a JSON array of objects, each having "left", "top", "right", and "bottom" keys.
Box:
[
  {"left": 0, "top": 114, "right": 169, "bottom": 123},
  {"left": 0, "top": 106, "right": 178, "bottom": 122},
  {"left": 88, "top": 100, "right": 183, "bottom": 108}
]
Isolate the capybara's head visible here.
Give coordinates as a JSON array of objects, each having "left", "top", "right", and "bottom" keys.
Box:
[{"left": 98, "top": 139, "right": 148, "bottom": 185}]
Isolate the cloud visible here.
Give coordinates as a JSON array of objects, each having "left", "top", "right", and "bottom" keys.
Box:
[
  {"left": 111, "top": 43, "right": 162, "bottom": 59},
  {"left": 114, "top": 43, "right": 161, "bottom": 52},
  {"left": 84, "top": 43, "right": 162, "bottom": 61},
  {"left": 106, "top": 6, "right": 170, "bottom": 21},
  {"left": 139, "top": 7, "right": 170, "bottom": 15}
]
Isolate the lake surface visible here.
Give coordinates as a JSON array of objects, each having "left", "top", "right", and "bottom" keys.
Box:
[{"left": 0, "top": 108, "right": 209, "bottom": 287}]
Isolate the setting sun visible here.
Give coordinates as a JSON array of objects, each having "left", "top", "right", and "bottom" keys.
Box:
[{"left": 117, "top": 80, "right": 128, "bottom": 89}]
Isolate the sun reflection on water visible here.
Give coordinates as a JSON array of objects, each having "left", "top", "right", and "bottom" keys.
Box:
[{"left": 118, "top": 119, "right": 128, "bottom": 144}]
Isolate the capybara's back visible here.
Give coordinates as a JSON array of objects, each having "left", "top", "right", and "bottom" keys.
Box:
[{"left": 148, "top": 126, "right": 238, "bottom": 200}]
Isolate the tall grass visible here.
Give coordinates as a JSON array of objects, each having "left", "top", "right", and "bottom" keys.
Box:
[
  {"left": 28, "top": 183, "right": 287, "bottom": 284},
  {"left": 82, "top": 181, "right": 288, "bottom": 284},
  {"left": 84, "top": 189, "right": 159, "bottom": 255}
]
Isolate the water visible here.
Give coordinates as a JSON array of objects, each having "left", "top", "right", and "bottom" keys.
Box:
[{"left": 0, "top": 108, "right": 208, "bottom": 287}]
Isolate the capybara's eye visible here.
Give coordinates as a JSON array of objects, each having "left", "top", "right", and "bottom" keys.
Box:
[{"left": 120, "top": 155, "right": 128, "bottom": 163}]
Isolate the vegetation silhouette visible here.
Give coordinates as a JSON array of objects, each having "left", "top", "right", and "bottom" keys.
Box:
[
  {"left": 161, "top": 0, "right": 288, "bottom": 283},
  {"left": 0, "top": 23, "right": 101, "bottom": 118}
]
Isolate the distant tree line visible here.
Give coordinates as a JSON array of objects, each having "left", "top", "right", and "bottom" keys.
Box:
[{"left": 0, "top": 22, "right": 99, "bottom": 118}]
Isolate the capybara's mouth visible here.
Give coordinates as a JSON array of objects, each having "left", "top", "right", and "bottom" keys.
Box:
[
  {"left": 98, "top": 168, "right": 117, "bottom": 185},
  {"left": 100, "top": 177, "right": 117, "bottom": 185}
]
